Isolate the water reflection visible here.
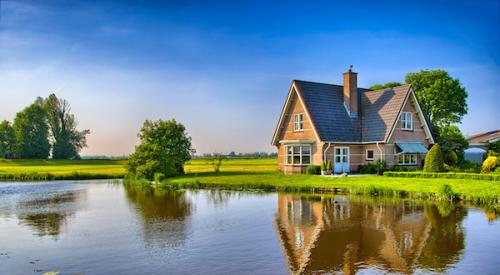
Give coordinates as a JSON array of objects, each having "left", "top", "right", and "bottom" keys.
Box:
[
  {"left": 14, "top": 188, "right": 86, "bottom": 238},
  {"left": 275, "top": 195, "right": 466, "bottom": 274},
  {"left": 124, "top": 184, "right": 192, "bottom": 248}
]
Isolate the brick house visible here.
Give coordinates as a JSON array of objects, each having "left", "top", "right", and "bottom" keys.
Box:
[{"left": 271, "top": 67, "right": 435, "bottom": 174}]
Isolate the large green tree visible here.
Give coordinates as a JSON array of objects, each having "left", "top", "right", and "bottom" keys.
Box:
[
  {"left": 127, "top": 119, "right": 192, "bottom": 180},
  {"left": 44, "top": 94, "right": 90, "bottom": 159},
  {"left": 369, "top": 82, "right": 402, "bottom": 90},
  {"left": 405, "top": 70, "right": 468, "bottom": 127},
  {"left": 437, "top": 125, "right": 469, "bottom": 164},
  {"left": 13, "top": 98, "right": 51, "bottom": 159},
  {"left": 0, "top": 120, "right": 17, "bottom": 158}
]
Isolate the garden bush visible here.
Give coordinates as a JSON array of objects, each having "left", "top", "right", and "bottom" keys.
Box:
[
  {"left": 306, "top": 165, "right": 321, "bottom": 175},
  {"left": 482, "top": 156, "right": 498, "bottom": 174},
  {"left": 320, "top": 161, "right": 326, "bottom": 171},
  {"left": 391, "top": 164, "right": 408, "bottom": 172},
  {"left": 326, "top": 160, "right": 332, "bottom": 171},
  {"left": 424, "top": 144, "right": 444, "bottom": 172},
  {"left": 375, "top": 159, "right": 387, "bottom": 175},
  {"left": 384, "top": 171, "right": 500, "bottom": 181},
  {"left": 359, "top": 163, "right": 377, "bottom": 174},
  {"left": 154, "top": 172, "right": 165, "bottom": 183}
]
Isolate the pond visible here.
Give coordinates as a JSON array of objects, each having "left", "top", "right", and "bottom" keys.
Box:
[{"left": 0, "top": 180, "right": 498, "bottom": 274}]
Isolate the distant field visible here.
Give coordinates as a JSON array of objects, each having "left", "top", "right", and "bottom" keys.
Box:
[
  {"left": 0, "top": 159, "right": 127, "bottom": 180},
  {"left": 185, "top": 158, "right": 278, "bottom": 173}
]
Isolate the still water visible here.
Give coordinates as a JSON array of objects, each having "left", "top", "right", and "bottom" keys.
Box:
[{"left": 0, "top": 180, "right": 498, "bottom": 275}]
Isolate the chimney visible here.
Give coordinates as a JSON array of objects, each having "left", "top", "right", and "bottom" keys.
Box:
[{"left": 343, "top": 65, "right": 358, "bottom": 117}]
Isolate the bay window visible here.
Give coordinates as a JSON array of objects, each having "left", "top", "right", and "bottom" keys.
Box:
[
  {"left": 285, "top": 144, "right": 311, "bottom": 165},
  {"left": 398, "top": 153, "right": 417, "bottom": 165}
]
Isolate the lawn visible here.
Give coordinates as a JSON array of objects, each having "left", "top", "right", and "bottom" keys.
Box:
[{"left": 176, "top": 158, "right": 499, "bottom": 205}]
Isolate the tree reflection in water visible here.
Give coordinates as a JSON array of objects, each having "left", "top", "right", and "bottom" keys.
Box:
[
  {"left": 274, "top": 194, "right": 467, "bottom": 274},
  {"left": 124, "top": 184, "right": 192, "bottom": 248},
  {"left": 15, "top": 189, "right": 86, "bottom": 239}
]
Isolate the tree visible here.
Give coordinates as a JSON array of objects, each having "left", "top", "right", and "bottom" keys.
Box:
[
  {"left": 486, "top": 140, "right": 500, "bottom": 155},
  {"left": 405, "top": 70, "right": 468, "bottom": 127},
  {"left": 210, "top": 153, "right": 226, "bottom": 172},
  {"left": 13, "top": 98, "right": 51, "bottom": 159},
  {"left": 369, "top": 82, "right": 402, "bottom": 90},
  {"left": 0, "top": 120, "right": 17, "bottom": 158},
  {"left": 44, "top": 94, "right": 90, "bottom": 159},
  {"left": 437, "top": 125, "right": 468, "bottom": 164},
  {"left": 424, "top": 144, "right": 444, "bottom": 172},
  {"left": 127, "top": 119, "right": 192, "bottom": 180}
]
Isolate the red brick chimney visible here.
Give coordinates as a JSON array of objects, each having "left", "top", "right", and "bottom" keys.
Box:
[{"left": 343, "top": 65, "right": 358, "bottom": 117}]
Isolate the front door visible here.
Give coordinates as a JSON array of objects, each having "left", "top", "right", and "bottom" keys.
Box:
[{"left": 334, "top": 147, "right": 350, "bottom": 173}]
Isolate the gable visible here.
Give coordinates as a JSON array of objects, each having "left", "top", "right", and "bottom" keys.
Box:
[
  {"left": 386, "top": 88, "right": 435, "bottom": 144},
  {"left": 271, "top": 83, "right": 320, "bottom": 146}
]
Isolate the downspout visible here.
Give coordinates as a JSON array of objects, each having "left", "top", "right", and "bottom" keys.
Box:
[
  {"left": 323, "top": 142, "right": 332, "bottom": 165},
  {"left": 376, "top": 141, "right": 384, "bottom": 162}
]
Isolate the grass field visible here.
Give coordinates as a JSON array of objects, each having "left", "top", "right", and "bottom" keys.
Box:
[{"left": 0, "top": 159, "right": 127, "bottom": 180}]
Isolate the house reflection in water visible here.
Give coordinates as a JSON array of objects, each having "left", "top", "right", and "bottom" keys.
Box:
[{"left": 274, "top": 194, "right": 466, "bottom": 274}]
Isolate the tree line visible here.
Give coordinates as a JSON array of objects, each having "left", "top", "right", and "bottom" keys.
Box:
[{"left": 0, "top": 94, "right": 90, "bottom": 159}]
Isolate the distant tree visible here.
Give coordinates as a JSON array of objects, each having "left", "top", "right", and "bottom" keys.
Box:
[
  {"left": 13, "top": 98, "right": 51, "bottom": 159},
  {"left": 424, "top": 144, "right": 444, "bottom": 172},
  {"left": 44, "top": 94, "right": 90, "bottom": 159},
  {"left": 0, "top": 120, "right": 17, "bottom": 158},
  {"left": 210, "top": 153, "right": 227, "bottom": 172},
  {"left": 127, "top": 119, "right": 192, "bottom": 180},
  {"left": 369, "top": 82, "right": 402, "bottom": 90},
  {"left": 486, "top": 140, "right": 500, "bottom": 155},
  {"left": 228, "top": 151, "right": 236, "bottom": 158},
  {"left": 437, "top": 125, "right": 469, "bottom": 164},
  {"left": 405, "top": 70, "right": 467, "bottom": 127}
]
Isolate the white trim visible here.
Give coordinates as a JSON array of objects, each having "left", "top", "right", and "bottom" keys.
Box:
[
  {"left": 293, "top": 113, "right": 304, "bottom": 132},
  {"left": 400, "top": 112, "right": 413, "bottom": 130},
  {"left": 386, "top": 86, "right": 435, "bottom": 144},
  {"left": 365, "top": 149, "right": 375, "bottom": 160},
  {"left": 398, "top": 153, "right": 418, "bottom": 165},
  {"left": 271, "top": 82, "right": 321, "bottom": 145},
  {"left": 279, "top": 140, "right": 315, "bottom": 144},
  {"left": 285, "top": 144, "right": 312, "bottom": 166}
]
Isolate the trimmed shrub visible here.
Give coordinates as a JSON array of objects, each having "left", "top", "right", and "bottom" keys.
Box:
[
  {"left": 359, "top": 163, "right": 377, "bottom": 174},
  {"left": 326, "top": 160, "right": 332, "bottom": 171},
  {"left": 391, "top": 164, "right": 408, "bottom": 172},
  {"left": 444, "top": 151, "right": 458, "bottom": 166},
  {"left": 306, "top": 165, "right": 321, "bottom": 175},
  {"left": 481, "top": 156, "right": 498, "bottom": 174},
  {"left": 383, "top": 171, "right": 500, "bottom": 181},
  {"left": 320, "top": 161, "right": 326, "bottom": 171},
  {"left": 424, "top": 144, "right": 444, "bottom": 172}
]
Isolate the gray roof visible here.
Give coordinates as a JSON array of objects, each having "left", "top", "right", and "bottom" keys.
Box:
[{"left": 293, "top": 80, "right": 411, "bottom": 142}]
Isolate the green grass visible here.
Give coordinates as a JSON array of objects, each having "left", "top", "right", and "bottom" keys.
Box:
[
  {"left": 0, "top": 159, "right": 127, "bottom": 180},
  {"left": 170, "top": 158, "right": 500, "bottom": 206}
]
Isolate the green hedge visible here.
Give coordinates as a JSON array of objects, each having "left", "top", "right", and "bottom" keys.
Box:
[
  {"left": 0, "top": 172, "right": 125, "bottom": 181},
  {"left": 384, "top": 171, "right": 500, "bottom": 181},
  {"left": 306, "top": 165, "right": 321, "bottom": 175}
]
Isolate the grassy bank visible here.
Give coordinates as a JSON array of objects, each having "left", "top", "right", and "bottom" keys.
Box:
[
  {"left": 0, "top": 159, "right": 127, "bottom": 180},
  {"left": 167, "top": 158, "right": 499, "bottom": 206}
]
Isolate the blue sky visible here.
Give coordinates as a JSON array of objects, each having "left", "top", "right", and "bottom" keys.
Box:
[{"left": 1, "top": 0, "right": 499, "bottom": 155}]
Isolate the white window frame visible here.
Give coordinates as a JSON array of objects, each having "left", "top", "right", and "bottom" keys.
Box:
[
  {"left": 398, "top": 153, "right": 417, "bottom": 165},
  {"left": 366, "top": 149, "right": 374, "bottom": 161},
  {"left": 293, "top": 113, "right": 304, "bottom": 132},
  {"left": 285, "top": 144, "right": 311, "bottom": 166},
  {"left": 400, "top": 112, "right": 413, "bottom": 130}
]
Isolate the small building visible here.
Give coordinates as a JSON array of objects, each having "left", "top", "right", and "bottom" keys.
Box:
[
  {"left": 271, "top": 67, "right": 435, "bottom": 174},
  {"left": 464, "top": 130, "right": 499, "bottom": 163}
]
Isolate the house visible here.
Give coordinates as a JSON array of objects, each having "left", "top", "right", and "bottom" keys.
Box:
[
  {"left": 271, "top": 67, "right": 435, "bottom": 174},
  {"left": 464, "top": 130, "right": 500, "bottom": 163}
]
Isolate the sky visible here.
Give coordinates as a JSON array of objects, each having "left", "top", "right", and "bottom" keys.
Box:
[{"left": 0, "top": 0, "right": 499, "bottom": 156}]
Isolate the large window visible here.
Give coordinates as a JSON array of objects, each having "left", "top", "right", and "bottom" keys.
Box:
[
  {"left": 400, "top": 112, "right": 413, "bottom": 130},
  {"left": 293, "top": 113, "right": 304, "bottom": 132},
  {"left": 398, "top": 154, "right": 417, "bottom": 165},
  {"left": 286, "top": 144, "right": 311, "bottom": 165}
]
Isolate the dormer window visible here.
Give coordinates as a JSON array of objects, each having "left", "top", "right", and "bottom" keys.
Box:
[
  {"left": 400, "top": 112, "right": 413, "bottom": 130},
  {"left": 294, "top": 113, "right": 304, "bottom": 132}
]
